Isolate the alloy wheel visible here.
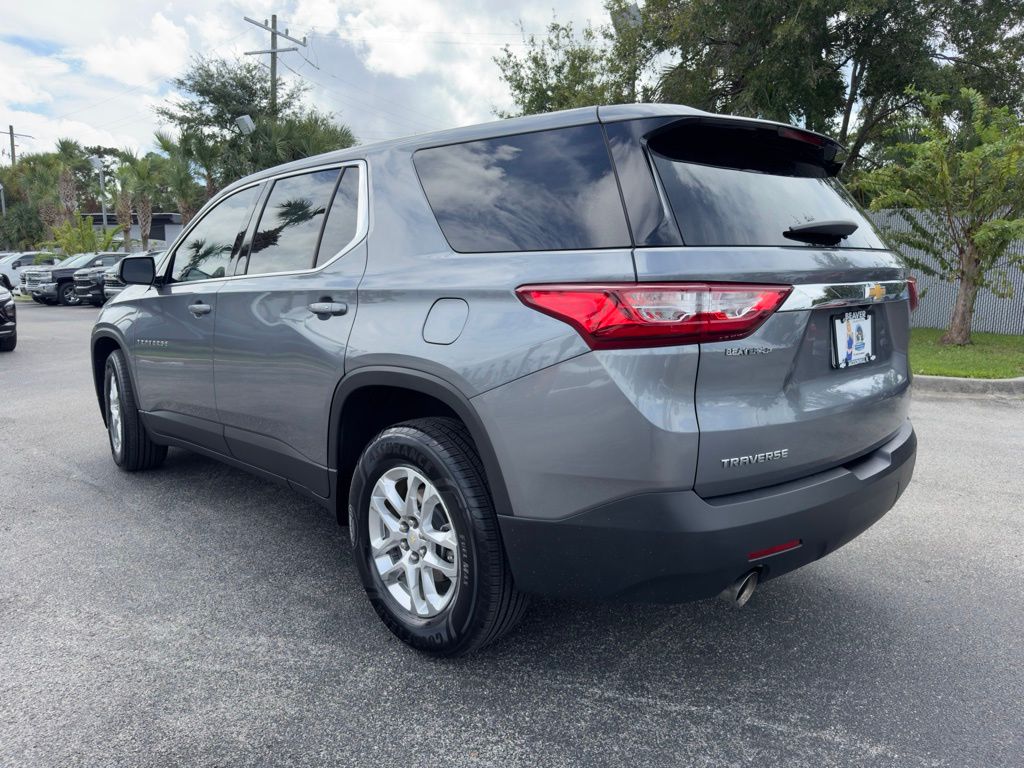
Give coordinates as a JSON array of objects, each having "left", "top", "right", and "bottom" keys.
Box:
[
  {"left": 368, "top": 466, "right": 459, "bottom": 618},
  {"left": 108, "top": 376, "right": 123, "bottom": 456}
]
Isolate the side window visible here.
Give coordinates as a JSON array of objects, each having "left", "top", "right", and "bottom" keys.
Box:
[
  {"left": 170, "top": 185, "right": 261, "bottom": 283},
  {"left": 247, "top": 169, "right": 340, "bottom": 275},
  {"left": 413, "top": 124, "right": 631, "bottom": 253},
  {"left": 315, "top": 167, "right": 360, "bottom": 266},
  {"left": 100, "top": 255, "right": 118, "bottom": 266}
]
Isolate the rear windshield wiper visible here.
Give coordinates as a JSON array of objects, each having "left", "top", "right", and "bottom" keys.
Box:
[{"left": 783, "top": 219, "right": 859, "bottom": 246}]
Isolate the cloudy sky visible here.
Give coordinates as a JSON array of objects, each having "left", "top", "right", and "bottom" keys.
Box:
[{"left": 0, "top": 0, "right": 612, "bottom": 163}]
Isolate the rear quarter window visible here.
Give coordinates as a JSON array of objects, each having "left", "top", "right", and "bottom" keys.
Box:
[{"left": 414, "top": 124, "right": 631, "bottom": 253}]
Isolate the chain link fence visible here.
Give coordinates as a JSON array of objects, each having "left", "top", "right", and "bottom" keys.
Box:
[{"left": 869, "top": 211, "right": 1024, "bottom": 335}]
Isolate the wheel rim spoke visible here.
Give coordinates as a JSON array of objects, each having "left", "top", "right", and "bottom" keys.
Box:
[
  {"left": 422, "top": 551, "right": 457, "bottom": 579},
  {"left": 369, "top": 465, "right": 460, "bottom": 619}
]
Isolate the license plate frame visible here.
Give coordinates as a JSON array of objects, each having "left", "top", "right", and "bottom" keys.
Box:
[{"left": 831, "top": 309, "right": 875, "bottom": 369}]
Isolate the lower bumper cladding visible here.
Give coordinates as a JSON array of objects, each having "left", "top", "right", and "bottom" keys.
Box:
[{"left": 498, "top": 420, "right": 916, "bottom": 603}]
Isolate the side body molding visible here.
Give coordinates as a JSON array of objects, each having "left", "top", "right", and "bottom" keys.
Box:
[{"left": 328, "top": 366, "right": 514, "bottom": 519}]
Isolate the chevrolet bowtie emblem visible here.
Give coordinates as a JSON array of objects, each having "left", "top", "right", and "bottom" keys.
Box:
[{"left": 867, "top": 283, "right": 886, "bottom": 301}]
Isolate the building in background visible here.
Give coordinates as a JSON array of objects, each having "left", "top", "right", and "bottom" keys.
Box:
[{"left": 84, "top": 212, "right": 183, "bottom": 252}]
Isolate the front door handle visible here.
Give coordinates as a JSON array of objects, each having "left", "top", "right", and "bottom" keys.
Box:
[
  {"left": 308, "top": 301, "right": 348, "bottom": 317},
  {"left": 188, "top": 302, "right": 212, "bottom": 317}
]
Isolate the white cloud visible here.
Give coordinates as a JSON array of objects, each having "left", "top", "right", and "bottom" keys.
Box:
[
  {"left": 73, "top": 12, "right": 191, "bottom": 87},
  {"left": 0, "top": 42, "right": 70, "bottom": 106},
  {"left": 0, "top": 0, "right": 611, "bottom": 162}
]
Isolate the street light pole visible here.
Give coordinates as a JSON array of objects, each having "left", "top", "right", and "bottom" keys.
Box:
[{"left": 88, "top": 156, "right": 109, "bottom": 234}]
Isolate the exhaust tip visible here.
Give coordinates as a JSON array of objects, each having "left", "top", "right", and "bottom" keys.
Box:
[{"left": 719, "top": 570, "right": 759, "bottom": 609}]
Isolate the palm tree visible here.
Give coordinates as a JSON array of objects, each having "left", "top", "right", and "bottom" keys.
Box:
[
  {"left": 179, "top": 130, "right": 221, "bottom": 201},
  {"left": 15, "top": 154, "right": 62, "bottom": 235},
  {"left": 55, "top": 138, "right": 88, "bottom": 227},
  {"left": 154, "top": 131, "right": 202, "bottom": 225},
  {"left": 121, "top": 152, "right": 160, "bottom": 251}
]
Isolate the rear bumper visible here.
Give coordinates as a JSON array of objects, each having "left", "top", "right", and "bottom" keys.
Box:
[{"left": 499, "top": 419, "right": 916, "bottom": 602}]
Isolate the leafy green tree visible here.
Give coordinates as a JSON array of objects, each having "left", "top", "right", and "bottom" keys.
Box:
[
  {"left": 156, "top": 57, "right": 356, "bottom": 193},
  {"left": 157, "top": 57, "right": 306, "bottom": 137},
  {"left": 0, "top": 203, "right": 44, "bottom": 250},
  {"left": 221, "top": 112, "right": 357, "bottom": 179},
  {"left": 495, "top": 1, "right": 1024, "bottom": 174},
  {"left": 39, "top": 216, "right": 119, "bottom": 255},
  {"left": 494, "top": 19, "right": 632, "bottom": 117},
  {"left": 859, "top": 89, "right": 1024, "bottom": 345}
]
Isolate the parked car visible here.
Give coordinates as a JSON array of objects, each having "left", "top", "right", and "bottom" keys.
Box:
[
  {"left": 23, "top": 252, "right": 121, "bottom": 305},
  {"left": 103, "top": 251, "right": 165, "bottom": 301},
  {"left": 74, "top": 253, "right": 128, "bottom": 306},
  {"left": 91, "top": 104, "right": 917, "bottom": 656},
  {"left": 0, "top": 285, "right": 15, "bottom": 351},
  {"left": 0, "top": 252, "right": 55, "bottom": 294}
]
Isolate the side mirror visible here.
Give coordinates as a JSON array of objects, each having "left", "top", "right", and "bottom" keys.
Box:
[{"left": 119, "top": 255, "right": 156, "bottom": 286}]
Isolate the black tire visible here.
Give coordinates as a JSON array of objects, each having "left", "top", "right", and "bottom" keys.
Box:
[
  {"left": 103, "top": 349, "right": 167, "bottom": 471},
  {"left": 58, "top": 282, "right": 79, "bottom": 306},
  {"left": 90, "top": 297, "right": 104, "bottom": 307},
  {"left": 349, "top": 417, "right": 528, "bottom": 656},
  {"left": 0, "top": 332, "right": 15, "bottom": 352}
]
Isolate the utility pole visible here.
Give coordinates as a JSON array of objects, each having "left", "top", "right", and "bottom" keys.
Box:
[
  {"left": 5, "top": 126, "right": 33, "bottom": 166},
  {"left": 243, "top": 14, "right": 306, "bottom": 116}
]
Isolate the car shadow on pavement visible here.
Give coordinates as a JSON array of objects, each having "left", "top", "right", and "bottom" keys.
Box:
[{"left": 149, "top": 446, "right": 911, "bottom": 688}]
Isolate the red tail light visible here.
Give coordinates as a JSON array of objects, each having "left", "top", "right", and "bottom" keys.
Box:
[
  {"left": 907, "top": 276, "right": 919, "bottom": 311},
  {"left": 516, "top": 283, "right": 792, "bottom": 349}
]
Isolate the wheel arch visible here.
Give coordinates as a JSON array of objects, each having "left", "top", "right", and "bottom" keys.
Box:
[
  {"left": 91, "top": 331, "right": 130, "bottom": 425},
  {"left": 329, "top": 367, "right": 514, "bottom": 522}
]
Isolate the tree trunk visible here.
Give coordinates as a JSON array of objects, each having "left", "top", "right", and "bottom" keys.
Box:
[
  {"left": 839, "top": 58, "right": 863, "bottom": 144},
  {"left": 115, "top": 191, "right": 133, "bottom": 252},
  {"left": 138, "top": 195, "right": 152, "bottom": 251},
  {"left": 941, "top": 248, "right": 980, "bottom": 345},
  {"left": 57, "top": 169, "right": 78, "bottom": 226}
]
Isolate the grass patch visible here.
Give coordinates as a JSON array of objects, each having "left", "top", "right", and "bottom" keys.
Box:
[{"left": 910, "top": 327, "right": 1024, "bottom": 379}]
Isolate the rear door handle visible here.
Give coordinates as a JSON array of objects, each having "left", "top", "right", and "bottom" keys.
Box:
[
  {"left": 308, "top": 301, "right": 348, "bottom": 317},
  {"left": 188, "top": 302, "right": 212, "bottom": 317}
]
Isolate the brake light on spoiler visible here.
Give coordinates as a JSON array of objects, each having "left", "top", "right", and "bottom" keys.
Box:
[{"left": 516, "top": 283, "right": 792, "bottom": 350}]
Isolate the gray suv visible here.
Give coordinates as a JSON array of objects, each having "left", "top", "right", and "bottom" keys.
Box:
[{"left": 91, "top": 104, "right": 917, "bottom": 655}]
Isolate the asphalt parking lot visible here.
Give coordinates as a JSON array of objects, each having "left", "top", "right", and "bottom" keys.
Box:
[{"left": 1, "top": 301, "right": 1022, "bottom": 768}]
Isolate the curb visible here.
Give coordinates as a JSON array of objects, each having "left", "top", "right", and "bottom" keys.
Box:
[{"left": 914, "top": 374, "right": 1024, "bottom": 395}]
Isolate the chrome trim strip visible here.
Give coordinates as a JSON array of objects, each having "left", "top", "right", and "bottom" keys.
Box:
[
  {"left": 778, "top": 280, "right": 908, "bottom": 312},
  {"left": 160, "top": 160, "right": 368, "bottom": 286}
]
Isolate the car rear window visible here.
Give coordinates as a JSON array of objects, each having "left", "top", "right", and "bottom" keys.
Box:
[
  {"left": 648, "top": 121, "right": 886, "bottom": 249},
  {"left": 414, "top": 124, "right": 631, "bottom": 253}
]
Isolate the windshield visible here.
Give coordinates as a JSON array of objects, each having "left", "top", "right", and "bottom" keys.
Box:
[
  {"left": 648, "top": 121, "right": 887, "bottom": 249},
  {"left": 55, "top": 253, "right": 97, "bottom": 270}
]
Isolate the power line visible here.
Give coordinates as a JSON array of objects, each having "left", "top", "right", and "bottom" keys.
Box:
[
  {"left": 276, "top": 60, "right": 425, "bottom": 134},
  {"left": 278, "top": 58, "right": 443, "bottom": 135},
  {"left": 295, "top": 44, "right": 449, "bottom": 130}
]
